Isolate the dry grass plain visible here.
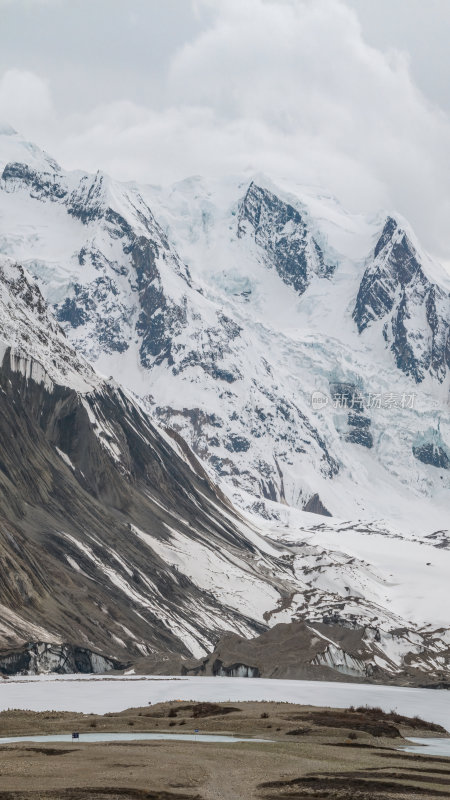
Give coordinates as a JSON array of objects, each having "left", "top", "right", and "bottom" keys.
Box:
[{"left": 0, "top": 701, "right": 448, "bottom": 799}]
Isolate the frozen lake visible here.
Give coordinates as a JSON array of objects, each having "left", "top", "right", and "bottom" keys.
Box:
[
  {"left": 0, "top": 675, "right": 449, "bottom": 731},
  {"left": 400, "top": 737, "right": 450, "bottom": 757}
]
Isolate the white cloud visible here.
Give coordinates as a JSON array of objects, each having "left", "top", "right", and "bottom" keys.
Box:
[
  {"left": 0, "top": 69, "right": 54, "bottom": 129},
  {"left": 165, "top": 0, "right": 450, "bottom": 253},
  {"left": 2, "top": 0, "right": 450, "bottom": 257}
]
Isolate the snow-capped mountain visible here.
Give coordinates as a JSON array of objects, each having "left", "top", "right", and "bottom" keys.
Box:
[
  {"left": 0, "top": 126, "right": 448, "bottom": 534},
  {"left": 0, "top": 125, "right": 449, "bottom": 682}
]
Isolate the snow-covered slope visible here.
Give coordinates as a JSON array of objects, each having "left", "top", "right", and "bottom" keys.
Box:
[{"left": 0, "top": 253, "right": 293, "bottom": 666}]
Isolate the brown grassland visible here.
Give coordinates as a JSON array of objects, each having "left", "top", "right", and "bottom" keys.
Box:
[{"left": 0, "top": 701, "right": 448, "bottom": 799}]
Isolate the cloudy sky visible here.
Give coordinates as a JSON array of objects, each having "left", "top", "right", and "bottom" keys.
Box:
[{"left": 1, "top": 0, "right": 450, "bottom": 258}]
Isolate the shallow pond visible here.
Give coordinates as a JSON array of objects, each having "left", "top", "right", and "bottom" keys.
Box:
[
  {"left": 0, "top": 732, "right": 269, "bottom": 745},
  {"left": 399, "top": 737, "right": 450, "bottom": 757}
]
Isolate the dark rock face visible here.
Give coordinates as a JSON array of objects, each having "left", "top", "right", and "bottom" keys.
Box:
[
  {"left": 0, "top": 642, "right": 125, "bottom": 676},
  {"left": 329, "top": 383, "right": 373, "bottom": 448},
  {"left": 373, "top": 216, "right": 397, "bottom": 258},
  {"left": 413, "top": 443, "right": 449, "bottom": 469},
  {"left": 237, "top": 182, "right": 335, "bottom": 295},
  {"left": 346, "top": 412, "right": 373, "bottom": 448},
  {"left": 354, "top": 217, "right": 423, "bottom": 334},
  {"left": 129, "top": 235, "right": 188, "bottom": 367},
  {"left": 67, "top": 201, "right": 190, "bottom": 367},
  {"left": 56, "top": 296, "right": 88, "bottom": 329},
  {"left": 225, "top": 434, "right": 251, "bottom": 453},
  {"left": 67, "top": 172, "right": 110, "bottom": 223},
  {"left": 354, "top": 217, "right": 450, "bottom": 383},
  {"left": 2, "top": 162, "right": 67, "bottom": 202},
  {"left": 346, "top": 427, "right": 373, "bottom": 449},
  {"left": 56, "top": 280, "right": 130, "bottom": 353},
  {"left": 302, "top": 493, "right": 332, "bottom": 517},
  {"left": 329, "top": 382, "right": 364, "bottom": 411}
]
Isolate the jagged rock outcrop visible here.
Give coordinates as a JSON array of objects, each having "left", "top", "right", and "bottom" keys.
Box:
[
  {"left": 413, "top": 443, "right": 449, "bottom": 469},
  {"left": 237, "top": 182, "right": 335, "bottom": 294},
  {"left": 329, "top": 382, "right": 373, "bottom": 449},
  {"left": 354, "top": 217, "right": 450, "bottom": 382},
  {"left": 302, "top": 494, "right": 332, "bottom": 517},
  {"left": 2, "top": 162, "right": 67, "bottom": 201}
]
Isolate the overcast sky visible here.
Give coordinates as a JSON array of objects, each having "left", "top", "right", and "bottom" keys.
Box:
[{"left": 1, "top": 0, "right": 450, "bottom": 257}]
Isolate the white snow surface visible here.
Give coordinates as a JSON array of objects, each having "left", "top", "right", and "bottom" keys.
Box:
[
  {"left": 262, "top": 512, "right": 450, "bottom": 631},
  {"left": 132, "top": 524, "right": 281, "bottom": 626},
  {"left": 1, "top": 675, "right": 449, "bottom": 730}
]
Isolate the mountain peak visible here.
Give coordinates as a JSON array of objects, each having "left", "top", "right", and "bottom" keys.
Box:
[{"left": 0, "top": 122, "right": 17, "bottom": 137}]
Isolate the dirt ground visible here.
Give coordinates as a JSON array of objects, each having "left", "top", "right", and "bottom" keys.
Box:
[{"left": 0, "top": 701, "right": 449, "bottom": 799}]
